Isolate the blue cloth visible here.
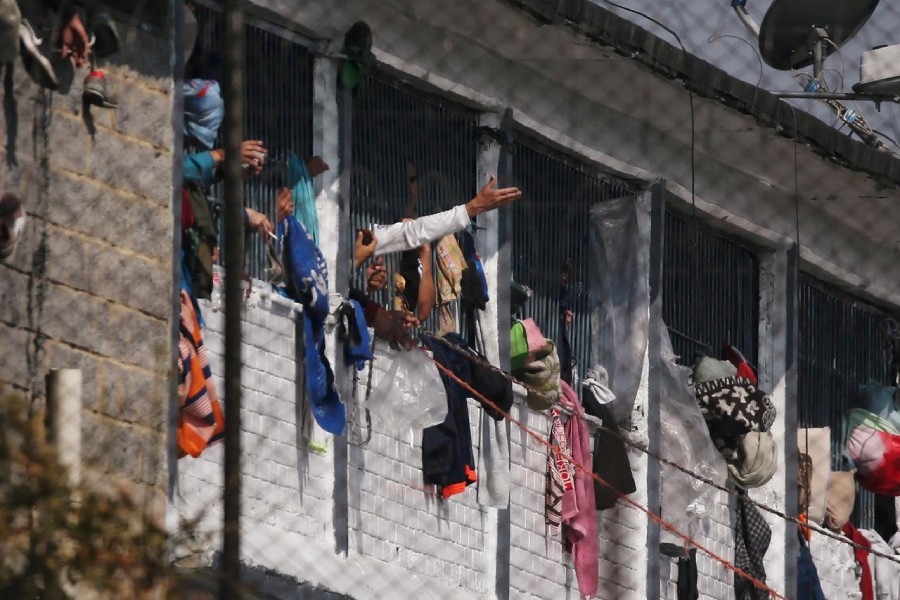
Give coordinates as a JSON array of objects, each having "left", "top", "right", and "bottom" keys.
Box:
[
  {"left": 421, "top": 333, "right": 475, "bottom": 497},
  {"left": 184, "top": 79, "right": 224, "bottom": 150},
  {"left": 287, "top": 153, "right": 320, "bottom": 245},
  {"left": 279, "top": 215, "right": 342, "bottom": 434},
  {"left": 343, "top": 300, "right": 373, "bottom": 370},
  {"left": 797, "top": 539, "right": 826, "bottom": 600},
  {"left": 183, "top": 151, "right": 218, "bottom": 190}
]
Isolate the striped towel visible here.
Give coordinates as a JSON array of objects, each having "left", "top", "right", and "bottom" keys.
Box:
[
  {"left": 177, "top": 290, "right": 224, "bottom": 458},
  {"left": 546, "top": 407, "right": 576, "bottom": 536}
]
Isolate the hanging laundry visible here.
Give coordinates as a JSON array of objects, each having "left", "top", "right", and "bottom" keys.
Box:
[
  {"left": 691, "top": 355, "right": 737, "bottom": 384},
  {"left": 545, "top": 405, "right": 575, "bottom": 537},
  {"left": 335, "top": 299, "right": 373, "bottom": 370},
  {"left": 279, "top": 214, "right": 344, "bottom": 435},
  {"left": 676, "top": 549, "right": 699, "bottom": 600},
  {"left": 421, "top": 333, "right": 478, "bottom": 499},
  {"left": 734, "top": 489, "right": 771, "bottom": 600},
  {"left": 847, "top": 425, "right": 900, "bottom": 496},
  {"left": 844, "top": 522, "right": 876, "bottom": 600},
  {"left": 722, "top": 342, "right": 758, "bottom": 385},
  {"left": 823, "top": 471, "right": 856, "bottom": 532},
  {"left": 797, "top": 428, "right": 831, "bottom": 524},
  {"left": 510, "top": 318, "right": 547, "bottom": 372},
  {"left": 859, "top": 529, "right": 900, "bottom": 600},
  {"left": 560, "top": 381, "right": 598, "bottom": 600},
  {"left": 476, "top": 411, "right": 511, "bottom": 509},
  {"left": 176, "top": 290, "right": 224, "bottom": 458},
  {"left": 513, "top": 338, "right": 562, "bottom": 411},
  {"left": 722, "top": 431, "right": 777, "bottom": 489},
  {"left": 434, "top": 233, "right": 465, "bottom": 334},
  {"left": 693, "top": 376, "right": 777, "bottom": 441},
  {"left": 581, "top": 365, "right": 636, "bottom": 510},
  {"left": 797, "top": 537, "right": 827, "bottom": 600},
  {"left": 693, "top": 367, "right": 778, "bottom": 489}
]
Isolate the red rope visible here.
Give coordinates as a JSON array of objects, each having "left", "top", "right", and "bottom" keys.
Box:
[{"left": 425, "top": 353, "right": 786, "bottom": 600}]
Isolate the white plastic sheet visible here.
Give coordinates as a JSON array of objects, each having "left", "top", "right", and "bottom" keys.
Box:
[
  {"left": 589, "top": 194, "right": 650, "bottom": 424},
  {"left": 367, "top": 345, "right": 448, "bottom": 433},
  {"left": 657, "top": 314, "right": 727, "bottom": 552}
]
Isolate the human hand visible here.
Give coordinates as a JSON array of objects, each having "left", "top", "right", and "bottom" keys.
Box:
[
  {"left": 306, "top": 156, "right": 330, "bottom": 177},
  {"left": 60, "top": 13, "right": 90, "bottom": 67},
  {"left": 465, "top": 175, "right": 522, "bottom": 218},
  {"left": 365, "top": 257, "right": 387, "bottom": 293},
  {"left": 373, "top": 308, "right": 419, "bottom": 350},
  {"left": 241, "top": 140, "right": 267, "bottom": 176},
  {"left": 276, "top": 187, "right": 293, "bottom": 222},
  {"left": 355, "top": 229, "right": 376, "bottom": 268},
  {"left": 245, "top": 207, "right": 274, "bottom": 236}
]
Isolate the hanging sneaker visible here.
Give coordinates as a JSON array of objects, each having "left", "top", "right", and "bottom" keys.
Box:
[
  {"left": 0, "top": 0, "right": 20, "bottom": 65},
  {"left": 19, "top": 19, "right": 58, "bottom": 89},
  {"left": 83, "top": 69, "right": 117, "bottom": 108}
]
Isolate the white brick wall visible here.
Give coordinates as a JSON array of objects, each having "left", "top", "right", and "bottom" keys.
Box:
[
  {"left": 173, "top": 292, "right": 661, "bottom": 599},
  {"left": 810, "top": 530, "right": 865, "bottom": 599}
]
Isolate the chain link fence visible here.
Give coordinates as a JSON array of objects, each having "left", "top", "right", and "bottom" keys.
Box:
[{"left": 4, "top": 0, "right": 900, "bottom": 599}]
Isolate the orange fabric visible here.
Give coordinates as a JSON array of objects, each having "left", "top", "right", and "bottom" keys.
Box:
[
  {"left": 798, "top": 513, "right": 812, "bottom": 542},
  {"left": 176, "top": 291, "right": 224, "bottom": 458}
]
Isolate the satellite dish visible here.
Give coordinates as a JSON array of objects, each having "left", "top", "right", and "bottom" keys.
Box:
[{"left": 758, "top": 0, "right": 880, "bottom": 70}]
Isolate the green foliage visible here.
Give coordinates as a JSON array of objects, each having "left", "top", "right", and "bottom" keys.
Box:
[{"left": 0, "top": 393, "right": 184, "bottom": 599}]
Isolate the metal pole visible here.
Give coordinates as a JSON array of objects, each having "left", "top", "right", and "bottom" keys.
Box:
[{"left": 221, "top": 0, "right": 245, "bottom": 598}]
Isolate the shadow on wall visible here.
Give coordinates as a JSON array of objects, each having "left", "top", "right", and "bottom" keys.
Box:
[{"left": 174, "top": 561, "right": 357, "bottom": 600}]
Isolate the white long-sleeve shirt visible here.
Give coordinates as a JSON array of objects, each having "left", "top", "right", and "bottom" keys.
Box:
[{"left": 371, "top": 204, "right": 470, "bottom": 256}]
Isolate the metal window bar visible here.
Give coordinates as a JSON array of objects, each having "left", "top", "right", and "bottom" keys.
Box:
[
  {"left": 510, "top": 135, "right": 638, "bottom": 380},
  {"left": 189, "top": 3, "right": 314, "bottom": 280},
  {"left": 798, "top": 274, "right": 895, "bottom": 530},
  {"left": 349, "top": 73, "right": 478, "bottom": 335},
  {"left": 661, "top": 211, "right": 760, "bottom": 367}
]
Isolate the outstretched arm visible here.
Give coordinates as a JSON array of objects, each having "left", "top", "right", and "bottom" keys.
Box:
[{"left": 370, "top": 176, "right": 522, "bottom": 257}]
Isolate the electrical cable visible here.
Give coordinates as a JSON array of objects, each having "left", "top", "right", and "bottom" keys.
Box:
[
  {"left": 707, "top": 33, "right": 763, "bottom": 89},
  {"left": 595, "top": 0, "right": 696, "bottom": 220}
]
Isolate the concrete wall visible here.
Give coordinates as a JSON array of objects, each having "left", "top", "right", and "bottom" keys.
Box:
[{"left": 0, "top": 5, "right": 176, "bottom": 513}]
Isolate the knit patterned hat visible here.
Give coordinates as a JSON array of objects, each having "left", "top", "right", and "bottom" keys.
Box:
[{"left": 514, "top": 339, "right": 562, "bottom": 411}]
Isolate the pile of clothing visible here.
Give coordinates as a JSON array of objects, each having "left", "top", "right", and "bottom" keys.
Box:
[
  {"left": 844, "top": 384, "right": 900, "bottom": 495},
  {"left": 691, "top": 348, "right": 777, "bottom": 489}
]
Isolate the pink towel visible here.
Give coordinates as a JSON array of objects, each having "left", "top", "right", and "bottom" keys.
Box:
[{"left": 561, "top": 381, "right": 599, "bottom": 599}]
